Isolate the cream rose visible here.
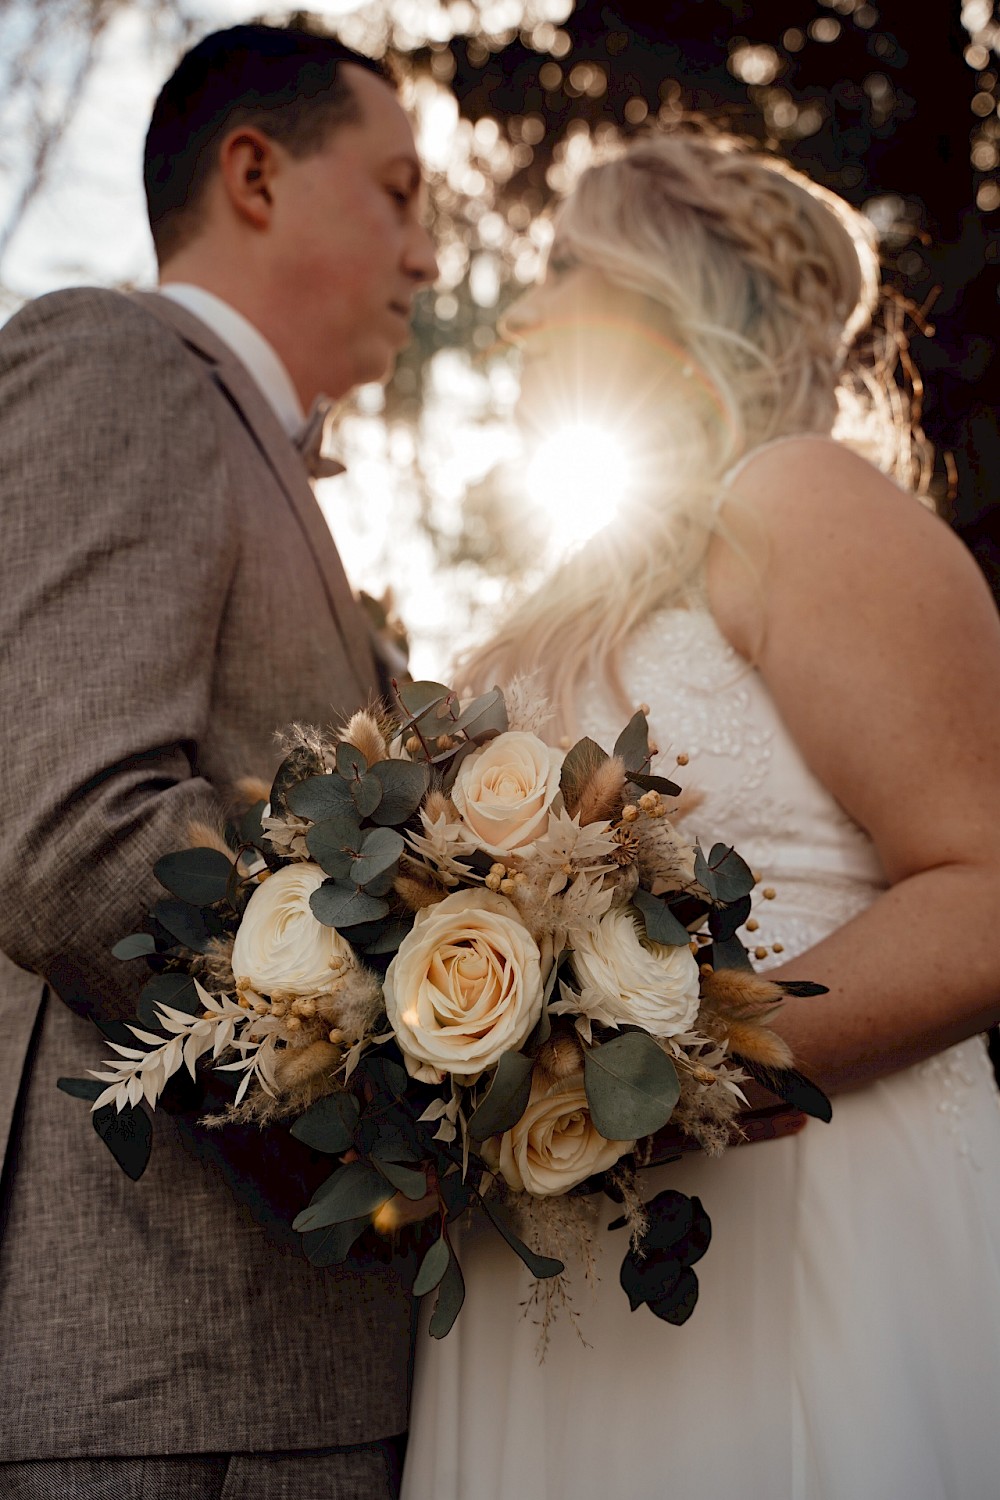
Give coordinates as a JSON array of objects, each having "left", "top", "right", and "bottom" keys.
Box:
[
  {"left": 450, "top": 731, "right": 563, "bottom": 856},
  {"left": 384, "top": 888, "right": 544, "bottom": 1083},
  {"left": 231, "top": 862, "right": 356, "bottom": 999},
  {"left": 496, "top": 1072, "right": 633, "bottom": 1196},
  {"left": 570, "top": 906, "right": 701, "bottom": 1038}
]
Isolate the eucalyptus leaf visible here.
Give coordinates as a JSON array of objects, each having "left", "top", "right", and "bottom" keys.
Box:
[
  {"left": 112, "top": 933, "right": 158, "bottom": 961},
  {"left": 92, "top": 1102, "right": 152, "bottom": 1181},
  {"left": 362, "top": 919, "right": 414, "bottom": 957},
  {"left": 57, "top": 1077, "right": 106, "bottom": 1103},
  {"left": 151, "top": 899, "right": 218, "bottom": 954},
  {"left": 351, "top": 773, "right": 383, "bottom": 819},
  {"left": 647, "top": 1266, "right": 701, "bottom": 1324},
  {"left": 438, "top": 1172, "right": 475, "bottom": 1221},
  {"left": 268, "top": 746, "right": 324, "bottom": 818},
  {"left": 336, "top": 742, "right": 368, "bottom": 780},
  {"left": 310, "top": 881, "right": 389, "bottom": 930},
  {"left": 369, "top": 758, "right": 431, "bottom": 826},
  {"left": 289, "top": 1091, "right": 360, "bottom": 1154},
  {"left": 559, "top": 737, "right": 609, "bottom": 815},
  {"left": 350, "top": 827, "right": 405, "bottom": 889},
  {"left": 695, "top": 843, "right": 755, "bottom": 904},
  {"left": 449, "top": 687, "right": 508, "bottom": 741},
  {"left": 710, "top": 934, "right": 754, "bottom": 973},
  {"left": 428, "top": 1244, "right": 466, "bottom": 1338},
  {"left": 395, "top": 680, "right": 453, "bottom": 724},
  {"left": 478, "top": 1198, "right": 564, "bottom": 1279},
  {"left": 287, "top": 773, "right": 355, "bottom": 822},
  {"left": 154, "top": 847, "right": 234, "bottom": 907},
  {"left": 138, "top": 972, "right": 201, "bottom": 1026},
  {"left": 633, "top": 888, "right": 691, "bottom": 948},
  {"left": 292, "top": 1161, "right": 394, "bottom": 1232},
  {"left": 705, "top": 842, "right": 756, "bottom": 902},
  {"left": 583, "top": 1032, "right": 680, "bottom": 1139},
  {"left": 468, "top": 1051, "right": 534, "bottom": 1141},
  {"left": 627, "top": 770, "right": 683, "bottom": 798},
  {"left": 239, "top": 799, "right": 267, "bottom": 848},
  {"left": 306, "top": 813, "right": 361, "bottom": 879},
  {"left": 709, "top": 893, "right": 753, "bottom": 942},
  {"left": 360, "top": 1055, "right": 410, "bottom": 1097},
  {"left": 375, "top": 1160, "right": 428, "bottom": 1201},
  {"left": 301, "top": 1216, "right": 369, "bottom": 1268},
  {"left": 613, "top": 711, "right": 651, "bottom": 773},
  {"left": 413, "top": 1235, "right": 450, "bottom": 1297}
]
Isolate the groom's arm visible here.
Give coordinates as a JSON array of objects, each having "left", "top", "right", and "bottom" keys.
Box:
[{"left": 0, "top": 288, "right": 235, "bottom": 1022}]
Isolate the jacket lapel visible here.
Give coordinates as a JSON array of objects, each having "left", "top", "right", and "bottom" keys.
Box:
[{"left": 131, "top": 291, "right": 377, "bottom": 699}]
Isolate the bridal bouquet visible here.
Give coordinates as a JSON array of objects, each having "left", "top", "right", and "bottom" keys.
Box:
[{"left": 60, "top": 679, "right": 828, "bottom": 1337}]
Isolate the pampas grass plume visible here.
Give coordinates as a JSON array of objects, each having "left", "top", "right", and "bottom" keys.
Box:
[{"left": 576, "top": 754, "right": 627, "bottom": 826}]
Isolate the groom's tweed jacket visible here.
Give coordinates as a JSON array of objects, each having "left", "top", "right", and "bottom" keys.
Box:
[{"left": 0, "top": 288, "right": 411, "bottom": 1462}]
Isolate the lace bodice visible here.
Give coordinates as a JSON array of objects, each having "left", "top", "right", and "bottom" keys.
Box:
[{"left": 577, "top": 600, "right": 887, "bottom": 965}]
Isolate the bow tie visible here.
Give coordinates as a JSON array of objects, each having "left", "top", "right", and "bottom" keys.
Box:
[{"left": 294, "top": 397, "right": 345, "bottom": 481}]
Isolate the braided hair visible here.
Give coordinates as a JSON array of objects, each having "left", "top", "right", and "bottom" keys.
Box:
[{"left": 463, "top": 131, "right": 920, "bottom": 731}]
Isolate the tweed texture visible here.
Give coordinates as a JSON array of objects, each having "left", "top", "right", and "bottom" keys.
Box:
[
  {"left": 0, "top": 1444, "right": 398, "bottom": 1499},
  {"left": 0, "top": 289, "right": 411, "bottom": 1462}
]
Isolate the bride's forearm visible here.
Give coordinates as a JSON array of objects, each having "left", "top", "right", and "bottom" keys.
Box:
[{"left": 761, "top": 862, "right": 1000, "bottom": 1095}]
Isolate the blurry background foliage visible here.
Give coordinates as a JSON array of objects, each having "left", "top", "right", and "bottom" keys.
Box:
[{"left": 1, "top": 0, "right": 999, "bottom": 667}]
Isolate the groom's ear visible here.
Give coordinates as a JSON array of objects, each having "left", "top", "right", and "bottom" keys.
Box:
[{"left": 218, "top": 128, "right": 277, "bottom": 230}]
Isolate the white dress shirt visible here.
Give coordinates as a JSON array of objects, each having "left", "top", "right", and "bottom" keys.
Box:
[{"left": 157, "top": 283, "right": 306, "bottom": 438}]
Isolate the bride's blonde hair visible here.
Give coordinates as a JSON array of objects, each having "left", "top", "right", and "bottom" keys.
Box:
[{"left": 462, "top": 130, "right": 922, "bottom": 732}]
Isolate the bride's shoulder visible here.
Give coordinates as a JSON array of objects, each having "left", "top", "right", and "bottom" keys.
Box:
[{"left": 707, "top": 434, "right": 983, "bottom": 660}]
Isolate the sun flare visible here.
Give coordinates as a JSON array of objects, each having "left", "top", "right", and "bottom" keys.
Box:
[{"left": 523, "top": 423, "right": 634, "bottom": 551}]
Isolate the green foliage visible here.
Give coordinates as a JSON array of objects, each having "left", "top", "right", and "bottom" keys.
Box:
[
  {"left": 428, "top": 1243, "right": 466, "bottom": 1339},
  {"left": 616, "top": 1189, "right": 711, "bottom": 1325},
  {"left": 301, "top": 1217, "right": 369, "bottom": 1268},
  {"left": 309, "top": 880, "right": 390, "bottom": 930},
  {"left": 369, "top": 759, "right": 431, "bottom": 825},
  {"left": 627, "top": 771, "right": 683, "bottom": 798},
  {"left": 290, "top": 1091, "right": 360, "bottom": 1154},
  {"left": 154, "top": 847, "right": 233, "bottom": 907},
  {"left": 583, "top": 1032, "right": 680, "bottom": 1139},
  {"left": 92, "top": 1102, "right": 152, "bottom": 1181},
  {"left": 375, "top": 1159, "right": 428, "bottom": 1200},
  {"left": 467, "top": 1049, "right": 534, "bottom": 1140},
  {"left": 287, "top": 773, "right": 356, "bottom": 822},
  {"left": 447, "top": 687, "right": 508, "bottom": 739},
  {"left": 633, "top": 888, "right": 691, "bottom": 948},
  {"left": 137, "top": 972, "right": 201, "bottom": 1027},
  {"left": 694, "top": 843, "right": 755, "bottom": 904},
  {"left": 306, "top": 811, "right": 362, "bottom": 878},
  {"left": 151, "top": 898, "right": 219, "bottom": 954},
  {"left": 613, "top": 711, "right": 651, "bottom": 773},
  {"left": 559, "top": 737, "right": 609, "bottom": 812},
  {"left": 111, "top": 933, "right": 157, "bottom": 961},
  {"left": 350, "top": 827, "right": 405, "bottom": 888},
  {"left": 414, "top": 1234, "right": 451, "bottom": 1297},
  {"left": 292, "top": 1161, "right": 395, "bottom": 1233},
  {"left": 57, "top": 1077, "right": 105, "bottom": 1103},
  {"left": 478, "top": 1197, "right": 564, "bottom": 1279}
]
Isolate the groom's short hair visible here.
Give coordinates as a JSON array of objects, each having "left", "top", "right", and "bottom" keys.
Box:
[{"left": 144, "top": 23, "right": 392, "bottom": 265}]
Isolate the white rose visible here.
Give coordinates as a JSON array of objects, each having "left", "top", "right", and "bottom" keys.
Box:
[
  {"left": 231, "top": 863, "right": 356, "bottom": 999},
  {"left": 450, "top": 731, "right": 563, "bottom": 856},
  {"left": 384, "top": 888, "right": 543, "bottom": 1083},
  {"left": 496, "top": 1072, "right": 633, "bottom": 1196},
  {"left": 570, "top": 906, "right": 701, "bottom": 1038}
]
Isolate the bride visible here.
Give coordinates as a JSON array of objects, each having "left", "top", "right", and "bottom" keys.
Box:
[{"left": 402, "top": 133, "right": 1000, "bottom": 1499}]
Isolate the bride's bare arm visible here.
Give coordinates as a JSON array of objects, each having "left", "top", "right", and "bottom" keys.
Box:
[{"left": 707, "top": 435, "right": 1000, "bottom": 1095}]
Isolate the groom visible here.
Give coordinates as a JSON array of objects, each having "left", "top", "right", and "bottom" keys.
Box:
[{"left": 0, "top": 23, "right": 436, "bottom": 1498}]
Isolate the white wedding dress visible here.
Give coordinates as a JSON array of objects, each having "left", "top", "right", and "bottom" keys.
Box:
[{"left": 402, "top": 590, "right": 1000, "bottom": 1500}]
